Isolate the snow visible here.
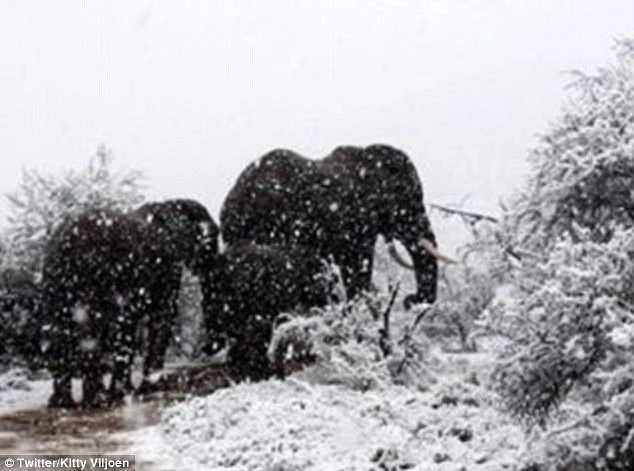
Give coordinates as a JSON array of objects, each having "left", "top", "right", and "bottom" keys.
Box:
[
  {"left": 0, "top": 369, "right": 50, "bottom": 415},
  {"left": 132, "top": 353, "right": 529, "bottom": 471}
]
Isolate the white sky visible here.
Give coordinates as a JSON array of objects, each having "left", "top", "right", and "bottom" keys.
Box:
[{"left": 1, "top": 1, "right": 633, "bottom": 246}]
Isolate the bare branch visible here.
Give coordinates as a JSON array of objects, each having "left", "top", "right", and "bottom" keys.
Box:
[
  {"left": 379, "top": 282, "right": 400, "bottom": 357},
  {"left": 430, "top": 203, "right": 499, "bottom": 223}
]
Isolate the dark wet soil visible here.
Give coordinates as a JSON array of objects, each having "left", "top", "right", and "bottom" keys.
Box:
[
  {"left": 0, "top": 361, "right": 304, "bottom": 464},
  {"left": 0, "top": 363, "right": 235, "bottom": 461}
]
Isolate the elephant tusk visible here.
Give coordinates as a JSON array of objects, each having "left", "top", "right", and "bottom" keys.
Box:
[
  {"left": 419, "top": 238, "right": 458, "bottom": 264},
  {"left": 387, "top": 241, "right": 415, "bottom": 270}
]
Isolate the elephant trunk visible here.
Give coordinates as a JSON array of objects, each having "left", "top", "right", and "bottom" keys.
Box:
[
  {"left": 391, "top": 212, "right": 456, "bottom": 306},
  {"left": 405, "top": 244, "right": 438, "bottom": 306},
  {"left": 193, "top": 231, "right": 219, "bottom": 277}
]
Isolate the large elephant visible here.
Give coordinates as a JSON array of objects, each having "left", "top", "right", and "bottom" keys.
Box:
[
  {"left": 43, "top": 199, "right": 218, "bottom": 407},
  {"left": 202, "top": 242, "right": 335, "bottom": 380},
  {"left": 220, "top": 144, "right": 454, "bottom": 308}
]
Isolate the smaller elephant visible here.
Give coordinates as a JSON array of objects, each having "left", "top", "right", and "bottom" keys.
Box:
[
  {"left": 43, "top": 199, "right": 218, "bottom": 407},
  {"left": 202, "top": 242, "right": 336, "bottom": 380},
  {"left": 132, "top": 199, "right": 219, "bottom": 379}
]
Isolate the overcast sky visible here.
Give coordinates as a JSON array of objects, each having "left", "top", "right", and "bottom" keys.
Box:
[{"left": 1, "top": 1, "right": 633, "bottom": 247}]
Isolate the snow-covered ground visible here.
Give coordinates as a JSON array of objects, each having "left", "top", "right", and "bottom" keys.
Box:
[
  {"left": 0, "top": 341, "right": 593, "bottom": 471},
  {"left": 129, "top": 350, "right": 533, "bottom": 471},
  {"left": 0, "top": 248, "right": 593, "bottom": 470},
  {"left": 0, "top": 369, "right": 50, "bottom": 415}
]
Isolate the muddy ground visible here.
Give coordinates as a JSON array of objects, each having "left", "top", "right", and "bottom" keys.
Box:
[{"left": 0, "top": 364, "right": 241, "bottom": 469}]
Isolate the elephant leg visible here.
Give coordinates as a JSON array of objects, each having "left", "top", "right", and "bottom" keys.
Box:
[
  {"left": 122, "top": 315, "right": 143, "bottom": 394},
  {"left": 107, "top": 310, "right": 136, "bottom": 406},
  {"left": 49, "top": 340, "right": 76, "bottom": 408},
  {"left": 47, "top": 303, "right": 76, "bottom": 408},
  {"left": 142, "top": 307, "right": 173, "bottom": 390},
  {"left": 144, "top": 311, "right": 171, "bottom": 374},
  {"left": 200, "top": 272, "right": 228, "bottom": 355},
  {"left": 200, "top": 273, "right": 226, "bottom": 355},
  {"left": 82, "top": 351, "right": 106, "bottom": 408},
  {"left": 228, "top": 318, "right": 274, "bottom": 382},
  {"left": 79, "top": 303, "right": 110, "bottom": 408},
  {"left": 49, "top": 373, "right": 74, "bottom": 408},
  {"left": 135, "top": 298, "right": 173, "bottom": 394}
]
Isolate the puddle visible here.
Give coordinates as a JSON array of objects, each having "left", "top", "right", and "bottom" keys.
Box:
[
  {"left": 0, "top": 364, "right": 235, "bottom": 467},
  {"left": 0, "top": 360, "right": 308, "bottom": 471}
]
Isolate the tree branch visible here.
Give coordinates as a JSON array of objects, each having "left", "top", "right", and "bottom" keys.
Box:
[
  {"left": 430, "top": 203, "right": 499, "bottom": 223},
  {"left": 379, "top": 282, "right": 400, "bottom": 357}
]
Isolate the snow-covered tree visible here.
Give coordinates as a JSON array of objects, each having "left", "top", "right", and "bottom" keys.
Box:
[
  {"left": 2, "top": 145, "right": 145, "bottom": 277},
  {"left": 0, "top": 145, "right": 145, "bottom": 365},
  {"left": 510, "top": 39, "right": 634, "bottom": 252},
  {"left": 489, "top": 39, "right": 634, "bottom": 468}
]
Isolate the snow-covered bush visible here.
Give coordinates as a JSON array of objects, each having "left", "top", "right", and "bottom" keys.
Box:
[
  {"left": 490, "top": 230, "right": 634, "bottom": 468},
  {"left": 269, "top": 286, "right": 440, "bottom": 392},
  {"left": 0, "top": 145, "right": 145, "bottom": 366},
  {"left": 510, "top": 39, "right": 634, "bottom": 251},
  {"left": 426, "top": 217, "right": 516, "bottom": 351},
  {"left": 489, "top": 39, "right": 634, "bottom": 469}
]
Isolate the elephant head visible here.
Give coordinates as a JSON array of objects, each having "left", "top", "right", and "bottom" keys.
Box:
[
  {"left": 134, "top": 198, "right": 219, "bottom": 279},
  {"left": 360, "top": 144, "right": 454, "bottom": 305},
  {"left": 322, "top": 144, "right": 454, "bottom": 305}
]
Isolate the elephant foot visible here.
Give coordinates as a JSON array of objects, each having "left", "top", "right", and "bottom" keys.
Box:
[
  {"left": 104, "top": 388, "right": 127, "bottom": 408},
  {"left": 48, "top": 391, "right": 76, "bottom": 409},
  {"left": 82, "top": 375, "right": 107, "bottom": 408},
  {"left": 134, "top": 376, "right": 167, "bottom": 396},
  {"left": 81, "top": 391, "right": 110, "bottom": 409},
  {"left": 123, "top": 378, "right": 135, "bottom": 395},
  {"left": 228, "top": 358, "right": 275, "bottom": 383}
]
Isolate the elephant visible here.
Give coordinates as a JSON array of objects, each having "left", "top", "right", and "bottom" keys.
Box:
[
  {"left": 220, "top": 144, "right": 455, "bottom": 309},
  {"left": 132, "top": 199, "right": 218, "bottom": 377},
  {"left": 42, "top": 199, "right": 218, "bottom": 407},
  {"left": 202, "top": 242, "right": 336, "bottom": 380}
]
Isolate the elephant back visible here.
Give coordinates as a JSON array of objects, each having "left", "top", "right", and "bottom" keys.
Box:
[
  {"left": 220, "top": 150, "right": 332, "bottom": 249},
  {"left": 43, "top": 208, "right": 142, "bottom": 297}
]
